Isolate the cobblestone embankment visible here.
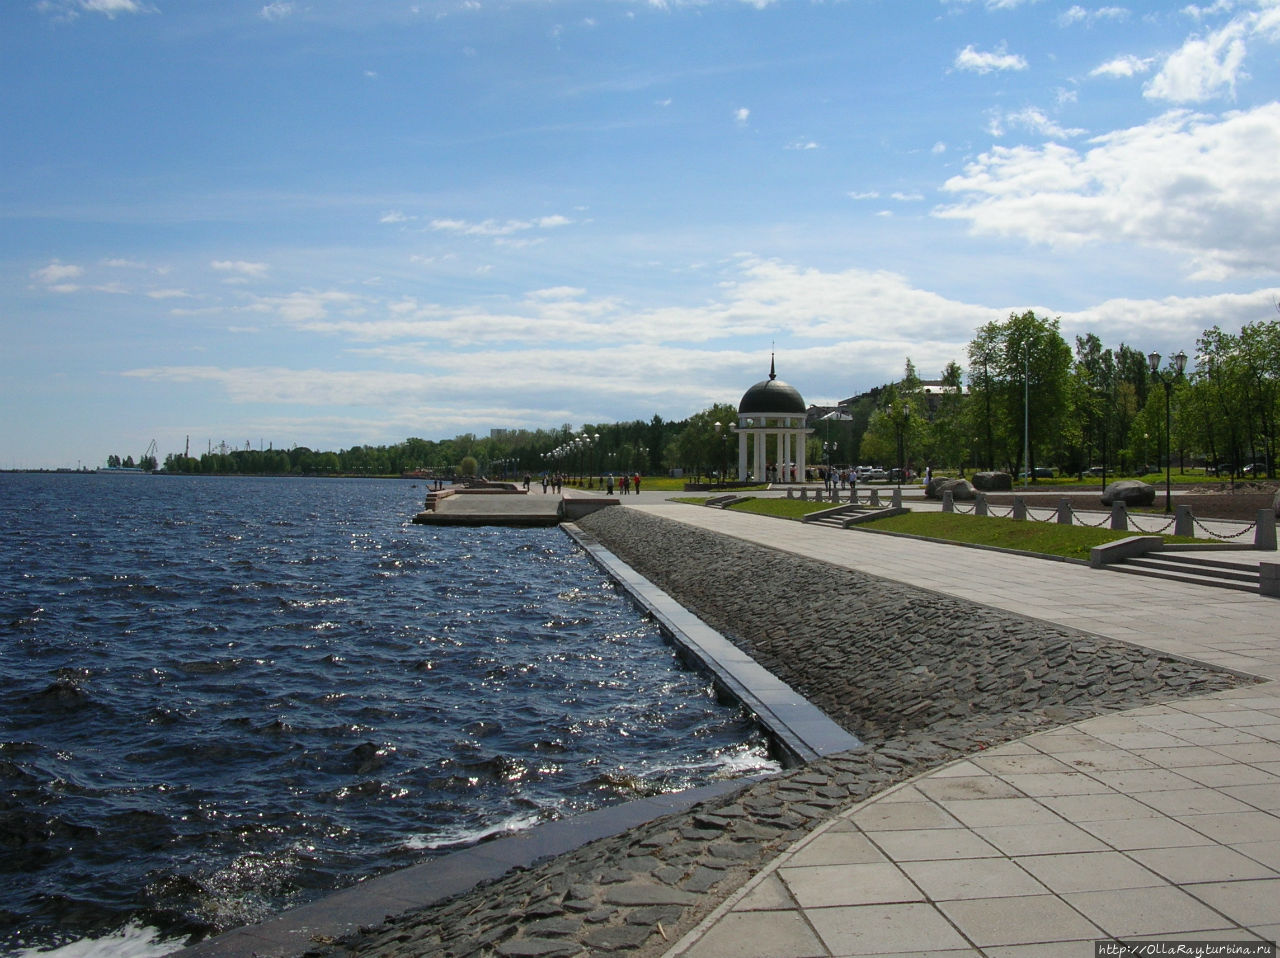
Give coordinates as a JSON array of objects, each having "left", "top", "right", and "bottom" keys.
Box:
[{"left": 315, "top": 507, "right": 1248, "bottom": 958}]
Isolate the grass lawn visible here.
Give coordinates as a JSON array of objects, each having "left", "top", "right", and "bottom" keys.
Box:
[
  {"left": 727, "top": 497, "right": 843, "bottom": 519},
  {"left": 859, "top": 511, "right": 1205, "bottom": 561},
  {"left": 672, "top": 495, "right": 1206, "bottom": 561}
]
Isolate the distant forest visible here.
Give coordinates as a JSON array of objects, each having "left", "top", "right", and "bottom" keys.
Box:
[{"left": 159, "top": 418, "right": 678, "bottom": 478}]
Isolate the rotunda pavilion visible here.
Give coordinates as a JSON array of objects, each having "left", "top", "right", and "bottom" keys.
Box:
[{"left": 733, "top": 357, "right": 812, "bottom": 482}]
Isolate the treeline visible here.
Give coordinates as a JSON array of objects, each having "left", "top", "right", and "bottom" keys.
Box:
[
  {"left": 849, "top": 312, "right": 1278, "bottom": 480},
  {"left": 158, "top": 314, "right": 1278, "bottom": 482},
  {"left": 159, "top": 419, "right": 682, "bottom": 478}
]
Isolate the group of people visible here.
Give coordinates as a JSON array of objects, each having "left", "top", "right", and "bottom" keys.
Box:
[
  {"left": 820, "top": 465, "right": 931, "bottom": 491},
  {"left": 604, "top": 473, "right": 642, "bottom": 495},
  {"left": 821, "top": 467, "right": 858, "bottom": 492},
  {"left": 534, "top": 472, "right": 643, "bottom": 495}
]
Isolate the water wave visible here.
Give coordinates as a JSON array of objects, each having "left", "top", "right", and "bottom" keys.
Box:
[{"left": 0, "top": 474, "right": 771, "bottom": 955}]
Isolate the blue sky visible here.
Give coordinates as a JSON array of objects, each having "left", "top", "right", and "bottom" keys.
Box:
[{"left": 4, "top": 0, "right": 1280, "bottom": 468}]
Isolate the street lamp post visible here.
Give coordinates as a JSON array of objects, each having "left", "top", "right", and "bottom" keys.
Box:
[
  {"left": 894, "top": 404, "right": 909, "bottom": 488},
  {"left": 1148, "top": 349, "right": 1188, "bottom": 514},
  {"left": 1022, "top": 342, "right": 1031, "bottom": 489},
  {"left": 714, "top": 422, "right": 727, "bottom": 488}
]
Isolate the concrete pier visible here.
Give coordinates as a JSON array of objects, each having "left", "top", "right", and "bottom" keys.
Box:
[{"left": 411, "top": 488, "right": 615, "bottom": 526}]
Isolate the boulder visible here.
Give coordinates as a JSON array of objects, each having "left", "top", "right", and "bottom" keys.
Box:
[
  {"left": 972, "top": 471, "right": 1013, "bottom": 492},
  {"left": 1101, "top": 479, "right": 1156, "bottom": 507},
  {"left": 928, "top": 477, "right": 976, "bottom": 501}
]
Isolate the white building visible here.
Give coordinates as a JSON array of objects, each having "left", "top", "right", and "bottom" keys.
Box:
[{"left": 734, "top": 358, "right": 813, "bottom": 482}]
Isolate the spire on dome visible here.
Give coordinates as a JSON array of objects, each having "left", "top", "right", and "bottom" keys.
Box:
[{"left": 769, "top": 352, "right": 777, "bottom": 381}]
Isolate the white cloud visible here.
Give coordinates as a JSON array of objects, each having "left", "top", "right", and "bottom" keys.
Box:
[
  {"left": 37, "top": 0, "right": 152, "bottom": 19},
  {"left": 210, "top": 260, "right": 271, "bottom": 278},
  {"left": 1144, "top": 19, "right": 1249, "bottom": 102},
  {"left": 427, "top": 215, "right": 572, "bottom": 237},
  {"left": 112, "top": 255, "right": 1280, "bottom": 446},
  {"left": 251, "top": 290, "right": 365, "bottom": 325},
  {"left": 786, "top": 140, "right": 820, "bottom": 151},
  {"left": 379, "top": 210, "right": 411, "bottom": 224},
  {"left": 990, "top": 106, "right": 1087, "bottom": 140},
  {"left": 734, "top": 107, "right": 751, "bottom": 126},
  {"left": 32, "top": 261, "right": 85, "bottom": 288},
  {"left": 954, "top": 45, "right": 1029, "bottom": 74},
  {"left": 1091, "top": 55, "right": 1155, "bottom": 78},
  {"left": 941, "top": 0, "right": 1042, "bottom": 9},
  {"left": 1058, "top": 5, "right": 1128, "bottom": 27},
  {"left": 260, "top": 3, "right": 294, "bottom": 22},
  {"left": 83, "top": 0, "right": 146, "bottom": 14},
  {"left": 528, "top": 286, "right": 588, "bottom": 300},
  {"left": 937, "top": 103, "right": 1280, "bottom": 280}
]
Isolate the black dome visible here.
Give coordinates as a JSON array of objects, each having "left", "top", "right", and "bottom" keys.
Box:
[{"left": 738, "top": 358, "right": 806, "bottom": 415}]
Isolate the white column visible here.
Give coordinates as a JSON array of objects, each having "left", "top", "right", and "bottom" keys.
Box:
[
  {"left": 796, "top": 430, "right": 807, "bottom": 481},
  {"left": 737, "top": 430, "right": 748, "bottom": 481}
]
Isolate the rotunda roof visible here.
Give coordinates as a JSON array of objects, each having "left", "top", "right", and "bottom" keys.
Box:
[{"left": 738, "top": 357, "right": 806, "bottom": 415}]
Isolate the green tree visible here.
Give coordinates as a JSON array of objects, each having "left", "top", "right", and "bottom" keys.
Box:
[
  {"left": 965, "top": 311, "right": 1071, "bottom": 478},
  {"left": 858, "top": 382, "right": 922, "bottom": 472},
  {"left": 924, "top": 360, "right": 966, "bottom": 471}
]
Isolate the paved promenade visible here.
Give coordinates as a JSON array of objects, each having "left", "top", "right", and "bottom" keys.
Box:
[{"left": 619, "top": 500, "right": 1280, "bottom": 957}]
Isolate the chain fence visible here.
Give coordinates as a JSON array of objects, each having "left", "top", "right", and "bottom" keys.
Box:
[
  {"left": 1072, "top": 510, "right": 1114, "bottom": 530},
  {"left": 1191, "top": 515, "right": 1258, "bottom": 540},
  {"left": 940, "top": 495, "right": 1268, "bottom": 543},
  {"left": 1128, "top": 514, "right": 1178, "bottom": 535}
]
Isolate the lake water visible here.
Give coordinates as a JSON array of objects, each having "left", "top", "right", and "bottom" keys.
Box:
[{"left": 0, "top": 474, "right": 772, "bottom": 957}]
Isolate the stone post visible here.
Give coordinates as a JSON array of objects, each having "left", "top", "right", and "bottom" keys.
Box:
[
  {"left": 870, "top": 489, "right": 881, "bottom": 507},
  {"left": 1013, "top": 496, "right": 1026, "bottom": 521},
  {"left": 800, "top": 488, "right": 808, "bottom": 501},
  {"left": 1057, "top": 499, "right": 1073, "bottom": 524},
  {"left": 849, "top": 485, "right": 858, "bottom": 504},
  {"left": 892, "top": 487, "right": 902, "bottom": 508},
  {"left": 1261, "top": 560, "right": 1279, "bottom": 597},
  {"left": 943, "top": 490, "right": 954, "bottom": 513},
  {"left": 787, "top": 488, "right": 794, "bottom": 499},
  {"left": 1110, "top": 502, "right": 1127, "bottom": 531},
  {"left": 1257, "top": 509, "right": 1277, "bottom": 551},
  {"left": 975, "top": 493, "right": 988, "bottom": 517},
  {"left": 1175, "top": 505, "right": 1194, "bottom": 538}
]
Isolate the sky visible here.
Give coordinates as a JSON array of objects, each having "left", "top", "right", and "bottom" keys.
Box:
[{"left": 3, "top": 0, "right": 1280, "bottom": 469}]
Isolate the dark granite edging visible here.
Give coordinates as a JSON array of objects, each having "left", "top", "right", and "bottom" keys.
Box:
[
  {"left": 180, "top": 778, "right": 759, "bottom": 958},
  {"left": 561, "top": 522, "right": 860, "bottom": 766}
]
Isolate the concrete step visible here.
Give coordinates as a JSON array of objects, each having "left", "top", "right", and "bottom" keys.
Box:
[{"left": 1111, "top": 554, "right": 1261, "bottom": 594}]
